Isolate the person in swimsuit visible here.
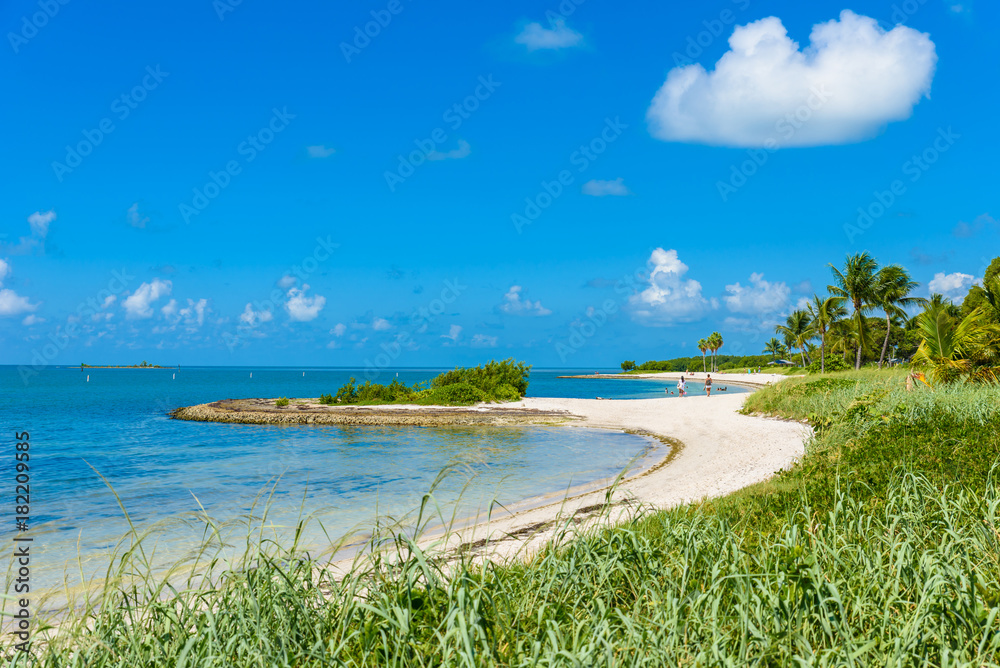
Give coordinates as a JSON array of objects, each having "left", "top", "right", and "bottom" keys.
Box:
[
  {"left": 705, "top": 374, "right": 712, "bottom": 397},
  {"left": 677, "top": 376, "right": 687, "bottom": 397}
]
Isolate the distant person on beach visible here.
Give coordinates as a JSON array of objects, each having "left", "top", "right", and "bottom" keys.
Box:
[
  {"left": 705, "top": 374, "right": 712, "bottom": 397},
  {"left": 677, "top": 377, "right": 687, "bottom": 397}
]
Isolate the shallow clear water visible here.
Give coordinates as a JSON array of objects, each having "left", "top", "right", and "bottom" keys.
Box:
[{"left": 0, "top": 366, "right": 734, "bottom": 590}]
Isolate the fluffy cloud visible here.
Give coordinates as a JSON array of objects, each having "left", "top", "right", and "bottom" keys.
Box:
[
  {"left": 22, "top": 314, "right": 43, "bottom": 326},
  {"left": 582, "top": 178, "right": 631, "bottom": 197},
  {"left": 240, "top": 304, "right": 274, "bottom": 326},
  {"left": 928, "top": 272, "right": 979, "bottom": 300},
  {"left": 373, "top": 317, "right": 392, "bottom": 331},
  {"left": 0, "top": 289, "right": 37, "bottom": 316},
  {"left": 28, "top": 210, "right": 55, "bottom": 237},
  {"left": 286, "top": 285, "right": 326, "bottom": 322},
  {"left": 331, "top": 323, "right": 347, "bottom": 337},
  {"left": 724, "top": 273, "right": 790, "bottom": 314},
  {"left": 4, "top": 211, "right": 54, "bottom": 255},
  {"left": 629, "top": 248, "right": 713, "bottom": 324},
  {"left": 442, "top": 324, "right": 462, "bottom": 342},
  {"left": 179, "top": 298, "right": 208, "bottom": 328},
  {"left": 471, "top": 333, "right": 498, "bottom": 347},
  {"left": 499, "top": 285, "right": 552, "bottom": 316},
  {"left": 277, "top": 275, "right": 297, "bottom": 289},
  {"left": 647, "top": 11, "right": 937, "bottom": 147},
  {"left": 307, "top": 145, "right": 336, "bottom": 158},
  {"left": 123, "top": 279, "right": 172, "bottom": 319},
  {"left": 427, "top": 140, "right": 471, "bottom": 161},
  {"left": 0, "top": 261, "right": 38, "bottom": 316},
  {"left": 515, "top": 18, "right": 583, "bottom": 51}
]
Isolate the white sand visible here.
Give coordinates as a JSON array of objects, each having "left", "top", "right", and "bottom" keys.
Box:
[{"left": 333, "top": 376, "right": 811, "bottom": 570}]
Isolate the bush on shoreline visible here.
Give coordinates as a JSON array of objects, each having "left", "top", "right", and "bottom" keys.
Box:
[{"left": 318, "top": 359, "right": 532, "bottom": 406}]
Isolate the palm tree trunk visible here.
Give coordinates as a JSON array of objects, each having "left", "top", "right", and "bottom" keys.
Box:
[
  {"left": 878, "top": 314, "right": 891, "bottom": 369},
  {"left": 820, "top": 329, "right": 826, "bottom": 374}
]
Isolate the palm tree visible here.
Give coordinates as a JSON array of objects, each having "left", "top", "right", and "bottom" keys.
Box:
[
  {"left": 913, "top": 303, "right": 999, "bottom": 384},
  {"left": 776, "top": 310, "right": 814, "bottom": 367},
  {"left": 697, "top": 338, "right": 708, "bottom": 373},
  {"left": 763, "top": 337, "right": 785, "bottom": 360},
  {"left": 875, "top": 265, "right": 924, "bottom": 368},
  {"left": 829, "top": 252, "right": 881, "bottom": 369},
  {"left": 708, "top": 331, "right": 723, "bottom": 371},
  {"left": 807, "top": 294, "right": 847, "bottom": 374}
]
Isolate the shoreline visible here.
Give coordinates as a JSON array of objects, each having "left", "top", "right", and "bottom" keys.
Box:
[
  {"left": 557, "top": 370, "right": 799, "bottom": 389},
  {"left": 321, "top": 381, "right": 810, "bottom": 574}
]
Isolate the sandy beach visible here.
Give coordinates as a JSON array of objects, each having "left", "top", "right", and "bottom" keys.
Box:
[{"left": 325, "top": 374, "right": 811, "bottom": 570}]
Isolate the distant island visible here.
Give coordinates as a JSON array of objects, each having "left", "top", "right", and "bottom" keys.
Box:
[{"left": 78, "top": 361, "right": 173, "bottom": 369}]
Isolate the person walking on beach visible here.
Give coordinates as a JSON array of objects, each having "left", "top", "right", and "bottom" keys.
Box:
[
  {"left": 677, "top": 376, "right": 687, "bottom": 397},
  {"left": 705, "top": 374, "right": 713, "bottom": 397}
]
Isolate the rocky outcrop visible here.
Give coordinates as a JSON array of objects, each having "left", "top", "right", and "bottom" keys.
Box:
[{"left": 170, "top": 398, "right": 579, "bottom": 427}]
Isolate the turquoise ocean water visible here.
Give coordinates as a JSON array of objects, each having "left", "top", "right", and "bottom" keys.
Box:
[{"left": 0, "top": 366, "right": 745, "bottom": 591}]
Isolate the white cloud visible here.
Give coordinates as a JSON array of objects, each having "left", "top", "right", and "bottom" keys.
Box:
[
  {"left": 0, "top": 259, "right": 9, "bottom": 283},
  {"left": 277, "top": 275, "right": 297, "bottom": 289},
  {"left": 331, "top": 323, "right": 347, "bottom": 336},
  {"left": 499, "top": 285, "right": 552, "bottom": 316},
  {"left": 516, "top": 18, "right": 583, "bottom": 51},
  {"left": 161, "top": 299, "right": 178, "bottom": 317},
  {"left": 724, "top": 273, "right": 790, "bottom": 314},
  {"left": 28, "top": 210, "right": 55, "bottom": 238},
  {"left": 126, "top": 202, "right": 149, "bottom": 229},
  {"left": 179, "top": 298, "right": 208, "bottom": 328},
  {"left": 647, "top": 11, "right": 937, "bottom": 147},
  {"left": 240, "top": 303, "right": 273, "bottom": 326},
  {"left": 123, "top": 279, "right": 172, "bottom": 319},
  {"left": 286, "top": 285, "right": 326, "bottom": 322},
  {"left": 928, "top": 272, "right": 979, "bottom": 300},
  {"left": 0, "top": 289, "right": 38, "bottom": 316},
  {"left": 629, "top": 248, "right": 712, "bottom": 324},
  {"left": 471, "top": 333, "right": 498, "bottom": 348},
  {"left": 582, "top": 178, "right": 631, "bottom": 197},
  {"left": 3, "top": 211, "right": 54, "bottom": 255},
  {"left": 442, "top": 324, "right": 462, "bottom": 341},
  {"left": 373, "top": 317, "right": 392, "bottom": 331},
  {"left": 427, "top": 140, "right": 471, "bottom": 161},
  {"left": 22, "top": 314, "right": 44, "bottom": 326},
  {"left": 307, "top": 145, "right": 336, "bottom": 158},
  {"left": 102, "top": 294, "right": 117, "bottom": 309}
]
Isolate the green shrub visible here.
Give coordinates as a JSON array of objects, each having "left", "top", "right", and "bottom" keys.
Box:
[
  {"left": 492, "top": 383, "right": 521, "bottom": 402},
  {"left": 274, "top": 397, "right": 289, "bottom": 407},
  {"left": 318, "top": 393, "right": 334, "bottom": 405},
  {"left": 427, "top": 382, "right": 488, "bottom": 405},
  {"left": 334, "top": 378, "right": 358, "bottom": 404},
  {"left": 805, "top": 356, "right": 851, "bottom": 373},
  {"left": 432, "top": 358, "right": 531, "bottom": 397}
]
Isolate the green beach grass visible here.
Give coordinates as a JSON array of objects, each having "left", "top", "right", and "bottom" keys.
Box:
[{"left": 5, "top": 369, "right": 1000, "bottom": 666}]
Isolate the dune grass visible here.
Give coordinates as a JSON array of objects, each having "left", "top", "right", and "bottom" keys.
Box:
[{"left": 5, "top": 370, "right": 1000, "bottom": 665}]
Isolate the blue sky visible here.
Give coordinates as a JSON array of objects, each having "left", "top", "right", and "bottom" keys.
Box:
[{"left": 1, "top": 0, "right": 997, "bottom": 370}]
